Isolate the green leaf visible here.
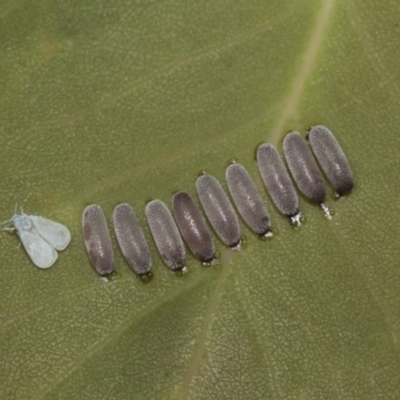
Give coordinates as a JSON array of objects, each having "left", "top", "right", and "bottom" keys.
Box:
[{"left": 1, "top": 0, "right": 399, "bottom": 398}]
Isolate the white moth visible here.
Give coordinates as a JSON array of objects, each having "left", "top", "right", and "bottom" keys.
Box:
[{"left": 2, "top": 208, "right": 71, "bottom": 269}]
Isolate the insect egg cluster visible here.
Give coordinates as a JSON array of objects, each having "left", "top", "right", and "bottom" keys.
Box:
[{"left": 80, "top": 125, "right": 353, "bottom": 279}]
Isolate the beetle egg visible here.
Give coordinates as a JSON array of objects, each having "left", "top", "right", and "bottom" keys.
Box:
[
  {"left": 256, "top": 143, "right": 301, "bottom": 226},
  {"left": 172, "top": 191, "right": 216, "bottom": 263},
  {"left": 308, "top": 125, "right": 354, "bottom": 196},
  {"left": 196, "top": 174, "right": 241, "bottom": 248},
  {"left": 283, "top": 132, "right": 327, "bottom": 203},
  {"left": 113, "top": 203, "right": 152, "bottom": 278},
  {"left": 226, "top": 163, "right": 271, "bottom": 236},
  {"left": 82, "top": 204, "right": 114, "bottom": 276},
  {"left": 145, "top": 199, "right": 186, "bottom": 272}
]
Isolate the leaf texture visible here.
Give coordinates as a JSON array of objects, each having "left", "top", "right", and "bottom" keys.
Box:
[{"left": 0, "top": 0, "right": 399, "bottom": 398}]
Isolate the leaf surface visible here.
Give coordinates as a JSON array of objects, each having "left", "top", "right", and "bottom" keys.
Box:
[{"left": 0, "top": 0, "right": 399, "bottom": 398}]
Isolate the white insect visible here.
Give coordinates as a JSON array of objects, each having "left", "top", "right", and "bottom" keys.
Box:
[{"left": 2, "top": 207, "right": 71, "bottom": 269}]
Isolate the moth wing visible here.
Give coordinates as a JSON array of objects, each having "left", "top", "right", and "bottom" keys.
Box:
[
  {"left": 18, "top": 229, "right": 58, "bottom": 269},
  {"left": 30, "top": 216, "right": 71, "bottom": 251}
]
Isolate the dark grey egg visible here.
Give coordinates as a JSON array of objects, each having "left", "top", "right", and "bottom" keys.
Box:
[
  {"left": 283, "top": 132, "right": 326, "bottom": 204},
  {"left": 82, "top": 204, "right": 114, "bottom": 276},
  {"left": 113, "top": 203, "right": 152, "bottom": 277},
  {"left": 196, "top": 174, "right": 241, "bottom": 248},
  {"left": 172, "top": 192, "right": 215, "bottom": 263},
  {"left": 256, "top": 143, "right": 300, "bottom": 225},
  {"left": 308, "top": 125, "right": 353, "bottom": 196},
  {"left": 145, "top": 199, "right": 186, "bottom": 272},
  {"left": 226, "top": 163, "right": 271, "bottom": 236}
]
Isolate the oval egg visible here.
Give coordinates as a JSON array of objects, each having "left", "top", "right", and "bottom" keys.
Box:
[
  {"left": 82, "top": 204, "right": 114, "bottom": 276},
  {"left": 145, "top": 199, "right": 186, "bottom": 272},
  {"left": 256, "top": 143, "right": 300, "bottom": 225},
  {"left": 196, "top": 174, "right": 241, "bottom": 248},
  {"left": 283, "top": 131, "right": 326, "bottom": 204},
  {"left": 225, "top": 163, "right": 271, "bottom": 236},
  {"left": 172, "top": 191, "right": 216, "bottom": 263},
  {"left": 113, "top": 203, "right": 152, "bottom": 277},
  {"left": 308, "top": 125, "right": 354, "bottom": 196}
]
